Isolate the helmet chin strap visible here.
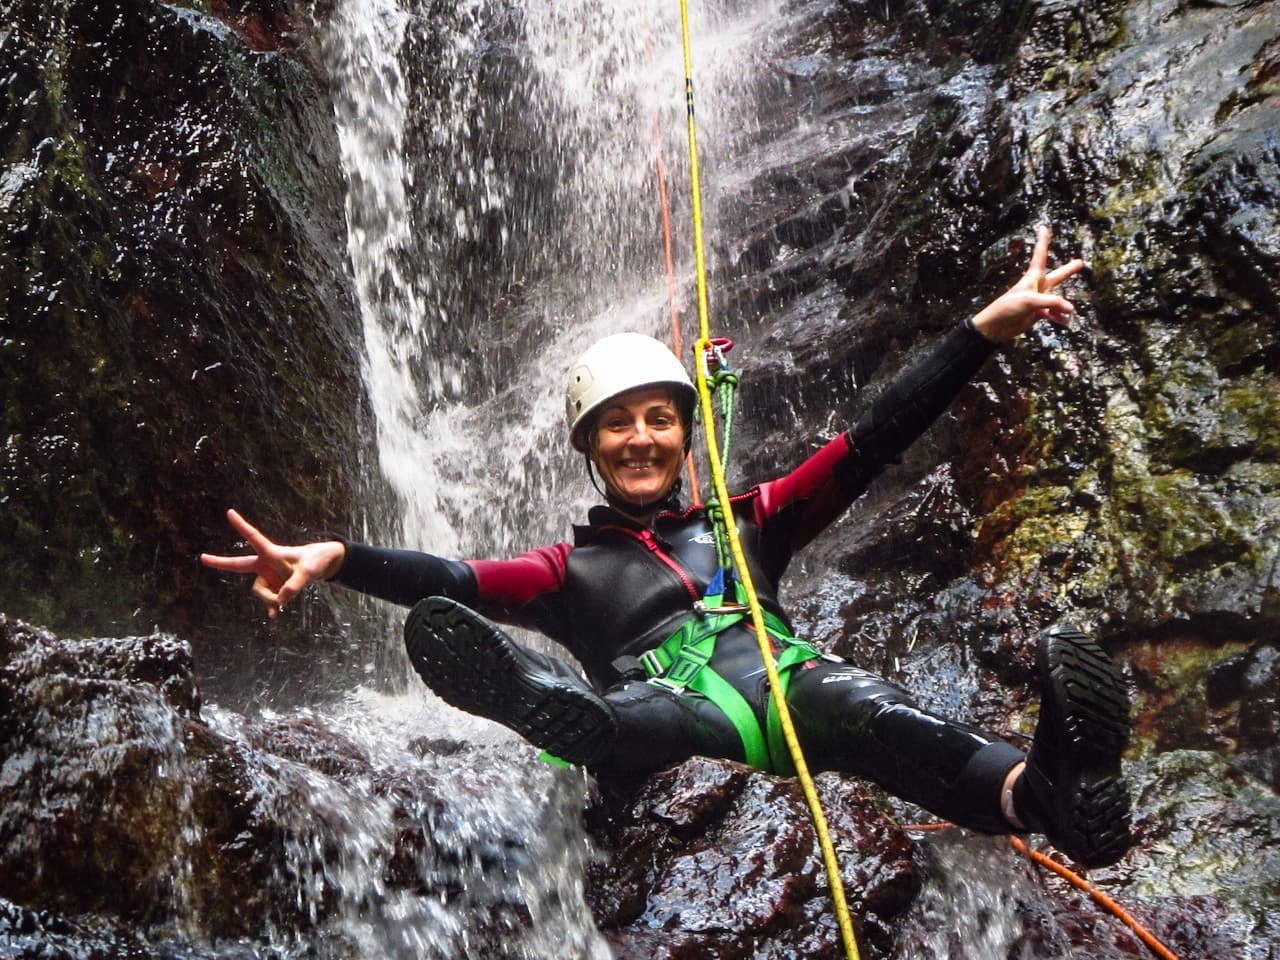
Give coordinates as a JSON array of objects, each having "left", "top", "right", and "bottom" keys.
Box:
[{"left": 584, "top": 454, "right": 683, "bottom": 519}]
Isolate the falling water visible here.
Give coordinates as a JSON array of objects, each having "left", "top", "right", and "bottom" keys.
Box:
[
  {"left": 304, "top": 0, "right": 1053, "bottom": 955},
  {"left": 281, "top": 0, "right": 788, "bottom": 955},
  {"left": 328, "top": 0, "right": 785, "bottom": 560}
]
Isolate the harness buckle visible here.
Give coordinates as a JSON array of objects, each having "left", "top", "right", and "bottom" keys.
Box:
[
  {"left": 638, "top": 648, "right": 666, "bottom": 679},
  {"left": 694, "top": 600, "right": 751, "bottom": 615},
  {"left": 648, "top": 676, "right": 686, "bottom": 695},
  {"left": 665, "top": 642, "right": 710, "bottom": 687}
]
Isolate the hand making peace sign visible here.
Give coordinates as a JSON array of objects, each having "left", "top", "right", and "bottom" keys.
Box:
[
  {"left": 970, "top": 226, "right": 1086, "bottom": 343},
  {"left": 200, "top": 509, "right": 346, "bottom": 618}
]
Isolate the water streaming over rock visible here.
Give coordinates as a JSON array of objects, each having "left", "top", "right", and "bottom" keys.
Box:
[{"left": 3, "top": 0, "right": 1278, "bottom": 955}]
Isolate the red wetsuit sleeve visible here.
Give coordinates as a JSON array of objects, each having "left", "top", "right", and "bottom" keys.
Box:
[
  {"left": 466, "top": 543, "right": 571, "bottom": 608},
  {"left": 330, "top": 540, "right": 570, "bottom": 631},
  {"left": 752, "top": 433, "right": 857, "bottom": 552}
]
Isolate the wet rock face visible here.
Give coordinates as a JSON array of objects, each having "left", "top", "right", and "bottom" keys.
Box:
[
  {"left": 719, "top": 0, "right": 1279, "bottom": 817},
  {"left": 584, "top": 758, "right": 920, "bottom": 958},
  {"left": 0, "top": 615, "right": 604, "bottom": 957},
  {"left": 0, "top": 0, "right": 374, "bottom": 684},
  {"left": 730, "top": 0, "right": 1280, "bottom": 653},
  {"left": 1116, "top": 750, "right": 1280, "bottom": 960},
  {"left": 695, "top": 0, "right": 1279, "bottom": 953}
]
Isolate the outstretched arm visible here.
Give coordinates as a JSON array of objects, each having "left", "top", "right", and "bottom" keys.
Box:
[
  {"left": 756, "top": 225, "right": 1085, "bottom": 550},
  {"left": 200, "top": 509, "right": 346, "bottom": 618},
  {"left": 846, "top": 226, "right": 1082, "bottom": 470},
  {"left": 842, "top": 224, "right": 1083, "bottom": 472},
  {"left": 202, "top": 508, "right": 566, "bottom": 626}
]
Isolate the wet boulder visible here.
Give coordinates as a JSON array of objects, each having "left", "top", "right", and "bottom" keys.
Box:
[
  {"left": 584, "top": 757, "right": 921, "bottom": 958},
  {"left": 0, "top": 615, "right": 603, "bottom": 957},
  {"left": 0, "top": 615, "right": 302, "bottom": 935}
]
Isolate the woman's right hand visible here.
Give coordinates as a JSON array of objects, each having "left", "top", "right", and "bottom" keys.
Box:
[{"left": 200, "top": 508, "right": 346, "bottom": 618}]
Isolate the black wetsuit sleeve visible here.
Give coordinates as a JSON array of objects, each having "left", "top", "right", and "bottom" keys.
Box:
[
  {"left": 753, "top": 319, "right": 996, "bottom": 560},
  {"left": 330, "top": 541, "right": 479, "bottom": 607},
  {"left": 836, "top": 319, "right": 994, "bottom": 491}
]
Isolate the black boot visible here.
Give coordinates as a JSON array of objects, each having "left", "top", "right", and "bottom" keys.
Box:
[
  {"left": 1013, "top": 627, "right": 1132, "bottom": 868},
  {"left": 404, "top": 597, "right": 617, "bottom": 767}
]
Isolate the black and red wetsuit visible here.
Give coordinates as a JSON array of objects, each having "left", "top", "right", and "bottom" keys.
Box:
[{"left": 335, "top": 321, "right": 1024, "bottom": 832}]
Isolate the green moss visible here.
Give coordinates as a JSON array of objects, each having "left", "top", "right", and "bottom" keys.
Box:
[
  {"left": 1222, "top": 377, "right": 1280, "bottom": 458},
  {"left": 1140, "top": 472, "right": 1234, "bottom": 559},
  {"left": 1209, "top": 317, "right": 1273, "bottom": 370},
  {"left": 1087, "top": 173, "right": 1167, "bottom": 225},
  {"left": 1040, "top": 63, "right": 1071, "bottom": 87},
  {"left": 985, "top": 483, "right": 1079, "bottom": 570}
]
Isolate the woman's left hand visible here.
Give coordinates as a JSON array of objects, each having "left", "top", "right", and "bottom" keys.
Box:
[{"left": 970, "top": 226, "right": 1086, "bottom": 343}]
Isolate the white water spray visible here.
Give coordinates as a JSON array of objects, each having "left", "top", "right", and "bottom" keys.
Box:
[{"left": 329, "top": 0, "right": 785, "bottom": 558}]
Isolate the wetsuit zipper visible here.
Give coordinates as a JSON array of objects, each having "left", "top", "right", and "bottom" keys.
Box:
[{"left": 601, "top": 525, "right": 701, "bottom": 603}]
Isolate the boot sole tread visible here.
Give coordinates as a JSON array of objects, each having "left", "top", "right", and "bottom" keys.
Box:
[
  {"left": 1035, "top": 629, "right": 1133, "bottom": 867},
  {"left": 405, "top": 598, "right": 614, "bottom": 763}
]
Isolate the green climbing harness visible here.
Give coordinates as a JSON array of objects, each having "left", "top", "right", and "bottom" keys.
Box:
[
  {"left": 638, "top": 571, "right": 823, "bottom": 775},
  {"left": 636, "top": 340, "right": 823, "bottom": 775}
]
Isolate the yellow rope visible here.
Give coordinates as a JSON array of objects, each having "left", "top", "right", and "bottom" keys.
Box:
[{"left": 675, "top": 3, "right": 860, "bottom": 957}]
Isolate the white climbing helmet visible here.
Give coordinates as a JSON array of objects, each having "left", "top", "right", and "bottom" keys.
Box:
[{"left": 565, "top": 332, "right": 696, "bottom": 452}]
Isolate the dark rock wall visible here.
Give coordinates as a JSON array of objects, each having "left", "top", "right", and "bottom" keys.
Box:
[
  {"left": 679, "top": 0, "right": 1279, "bottom": 954},
  {"left": 2, "top": 0, "right": 1279, "bottom": 956},
  {"left": 0, "top": 0, "right": 374, "bottom": 694},
  {"left": 714, "top": 0, "right": 1278, "bottom": 774}
]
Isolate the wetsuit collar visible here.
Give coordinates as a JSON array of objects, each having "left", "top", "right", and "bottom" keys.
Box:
[{"left": 575, "top": 502, "right": 684, "bottom": 546}]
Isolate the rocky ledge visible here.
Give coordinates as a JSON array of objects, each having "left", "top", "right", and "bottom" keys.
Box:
[{"left": 3, "top": 615, "right": 1276, "bottom": 958}]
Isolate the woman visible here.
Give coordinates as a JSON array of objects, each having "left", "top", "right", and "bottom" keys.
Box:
[{"left": 203, "top": 227, "right": 1132, "bottom": 868}]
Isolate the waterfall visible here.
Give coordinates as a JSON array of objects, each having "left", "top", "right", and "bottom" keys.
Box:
[
  {"left": 327, "top": 0, "right": 460, "bottom": 556},
  {"left": 328, "top": 0, "right": 783, "bottom": 561},
  {"left": 303, "top": 0, "right": 787, "bottom": 955}
]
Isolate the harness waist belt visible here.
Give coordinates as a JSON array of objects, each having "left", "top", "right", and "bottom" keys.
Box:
[{"left": 640, "top": 605, "right": 822, "bottom": 774}]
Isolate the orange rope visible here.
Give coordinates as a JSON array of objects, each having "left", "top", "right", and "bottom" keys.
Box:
[
  {"left": 901, "top": 823, "right": 1178, "bottom": 960},
  {"left": 644, "top": 18, "right": 700, "bottom": 505},
  {"left": 1007, "top": 837, "right": 1180, "bottom": 960}
]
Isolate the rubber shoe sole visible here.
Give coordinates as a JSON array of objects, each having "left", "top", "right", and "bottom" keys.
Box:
[
  {"left": 1026, "top": 627, "right": 1132, "bottom": 868},
  {"left": 404, "top": 597, "right": 616, "bottom": 766}
]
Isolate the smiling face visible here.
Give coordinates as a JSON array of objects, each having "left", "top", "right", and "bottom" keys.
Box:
[{"left": 590, "top": 386, "right": 687, "bottom": 509}]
